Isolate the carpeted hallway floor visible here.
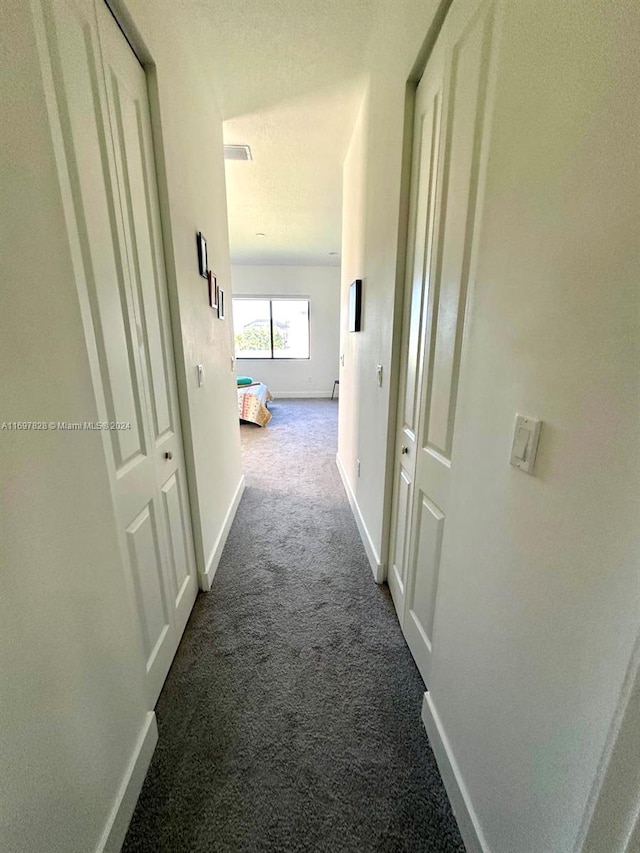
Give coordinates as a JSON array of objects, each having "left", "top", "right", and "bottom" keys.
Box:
[{"left": 122, "top": 399, "right": 464, "bottom": 852}]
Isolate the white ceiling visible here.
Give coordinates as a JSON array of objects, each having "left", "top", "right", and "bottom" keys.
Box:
[
  {"left": 177, "top": 0, "right": 439, "bottom": 266},
  {"left": 223, "top": 77, "right": 366, "bottom": 266},
  {"left": 177, "top": 0, "right": 385, "bottom": 266},
  {"left": 179, "top": 0, "right": 381, "bottom": 118}
]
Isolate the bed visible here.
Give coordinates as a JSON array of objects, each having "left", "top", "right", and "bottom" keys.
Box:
[{"left": 238, "top": 382, "right": 273, "bottom": 427}]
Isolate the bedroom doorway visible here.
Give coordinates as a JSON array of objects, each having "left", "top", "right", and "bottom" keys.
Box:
[
  {"left": 223, "top": 92, "right": 344, "bottom": 410},
  {"left": 230, "top": 276, "right": 341, "bottom": 420}
]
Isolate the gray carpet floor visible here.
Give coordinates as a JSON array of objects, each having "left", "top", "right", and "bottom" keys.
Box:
[{"left": 122, "top": 399, "right": 464, "bottom": 853}]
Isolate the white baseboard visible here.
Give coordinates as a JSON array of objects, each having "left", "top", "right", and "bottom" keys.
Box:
[
  {"left": 335, "top": 453, "right": 384, "bottom": 583},
  {"left": 98, "top": 711, "right": 158, "bottom": 853},
  {"left": 199, "top": 474, "right": 246, "bottom": 591},
  {"left": 271, "top": 391, "right": 332, "bottom": 399},
  {"left": 421, "top": 692, "right": 489, "bottom": 853}
]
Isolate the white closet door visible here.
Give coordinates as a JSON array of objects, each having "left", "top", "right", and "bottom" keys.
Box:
[
  {"left": 387, "top": 38, "right": 445, "bottom": 618},
  {"left": 38, "top": 0, "right": 197, "bottom": 706},
  {"left": 389, "top": 0, "right": 502, "bottom": 685},
  {"left": 96, "top": 1, "right": 198, "bottom": 645}
]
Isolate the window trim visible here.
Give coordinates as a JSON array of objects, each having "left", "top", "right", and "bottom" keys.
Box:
[{"left": 233, "top": 296, "right": 311, "bottom": 360}]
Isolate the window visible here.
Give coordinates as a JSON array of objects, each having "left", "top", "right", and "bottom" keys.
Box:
[{"left": 233, "top": 298, "right": 310, "bottom": 359}]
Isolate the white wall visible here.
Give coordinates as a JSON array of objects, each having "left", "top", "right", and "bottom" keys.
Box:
[
  {"left": 337, "top": 0, "right": 446, "bottom": 571},
  {"left": 340, "top": 0, "right": 640, "bottom": 851},
  {"left": 231, "top": 264, "right": 340, "bottom": 397},
  {"left": 338, "top": 2, "right": 443, "bottom": 570},
  {"left": 0, "top": 0, "right": 242, "bottom": 849}
]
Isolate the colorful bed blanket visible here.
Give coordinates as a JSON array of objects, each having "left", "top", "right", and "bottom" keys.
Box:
[{"left": 238, "top": 382, "right": 273, "bottom": 427}]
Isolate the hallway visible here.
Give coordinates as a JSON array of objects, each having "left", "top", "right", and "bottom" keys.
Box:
[{"left": 122, "top": 400, "right": 463, "bottom": 852}]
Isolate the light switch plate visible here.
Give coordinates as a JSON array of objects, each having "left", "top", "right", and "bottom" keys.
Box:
[{"left": 509, "top": 414, "right": 542, "bottom": 474}]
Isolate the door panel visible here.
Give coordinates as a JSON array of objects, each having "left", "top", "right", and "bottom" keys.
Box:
[
  {"left": 403, "top": 101, "right": 440, "bottom": 435},
  {"left": 390, "top": 468, "right": 412, "bottom": 596},
  {"left": 108, "top": 68, "right": 173, "bottom": 439},
  {"left": 39, "top": 0, "right": 198, "bottom": 707},
  {"left": 425, "top": 7, "right": 494, "bottom": 458},
  {"left": 126, "top": 505, "right": 170, "bottom": 664},
  {"left": 402, "top": 0, "right": 499, "bottom": 685},
  {"left": 387, "top": 44, "right": 444, "bottom": 615},
  {"left": 161, "top": 471, "right": 192, "bottom": 605},
  {"left": 404, "top": 493, "right": 444, "bottom": 675},
  {"left": 46, "top": 4, "right": 146, "bottom": 470}
]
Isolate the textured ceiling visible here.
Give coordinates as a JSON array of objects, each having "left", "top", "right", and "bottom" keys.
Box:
[
  {"left": 179, "top": 0, "right": 380, "bottom": 118},
  {"left": 177, "top": 0, "right": 437, "bottom": 265},
  {"left": 223, "top": 78, "right": 366, "bottom": 266}
]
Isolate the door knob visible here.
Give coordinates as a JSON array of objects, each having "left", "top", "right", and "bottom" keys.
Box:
[
  {"left": 164, "top": 451, "right": 173, "bottom": 460},
  {"left": 401, "top": 446, "right": 409, "bottom": 455}
]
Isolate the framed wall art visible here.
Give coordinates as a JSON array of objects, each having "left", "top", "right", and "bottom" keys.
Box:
[
  {"left": 196, "top": 231, "right": 208, "bottom": 279},
  {"left": 208, "top": 270, "right": 218, "bottom": 310},
  {"left": 348, "top": 279, "right": 362, "bottom": 332}
]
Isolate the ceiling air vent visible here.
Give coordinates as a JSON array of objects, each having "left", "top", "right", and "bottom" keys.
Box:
[{"left": 224, "top": 144, "right": 252, "bottom": 161}]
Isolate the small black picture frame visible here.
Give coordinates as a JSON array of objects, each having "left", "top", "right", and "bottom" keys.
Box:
[
  {"left": 217, "top": 289, "right": 225, "bottom": 320},
  {"left": 348, "top": 279, "right": 362, "bottom": 332},
  {"left": 208, "top": 270, "right": 218, "bottom": 310},
  {"left": 196, "top": 231, "right": 208, "bottom": 279}
]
